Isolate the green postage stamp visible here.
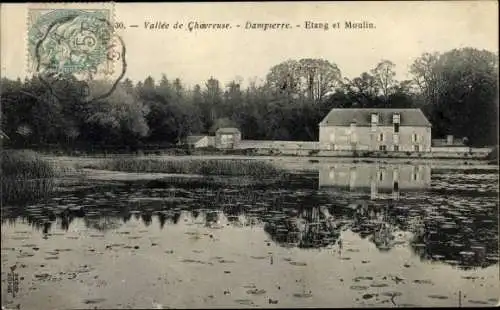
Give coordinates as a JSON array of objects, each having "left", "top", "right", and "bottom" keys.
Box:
[{"left": 27, "top": 3, "right": 116, "bottom": 76}]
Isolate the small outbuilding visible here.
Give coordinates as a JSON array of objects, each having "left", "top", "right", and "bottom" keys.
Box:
[
  {"left": 184, "top": 135, "right": 216, "bottom": 148},
  {"left": 215, "top": 127, "right": 241, "bottom": 149},
  {"left": 184, "top": 135, "right": 209, "bottom": 148}
]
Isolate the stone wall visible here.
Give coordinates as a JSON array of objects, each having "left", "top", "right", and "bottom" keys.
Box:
[
  {"left": 237, "top": 140, "right": 320, "bottom": 150},
  {"left": 431, "top": 146, "right": 470, "bottom": 153},
  {"left": 231, "top": 138, "right": 491, "bottom": 159}
]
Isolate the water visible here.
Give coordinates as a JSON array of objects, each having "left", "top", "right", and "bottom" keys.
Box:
[{"left": 1, "top": 161, "right": 499, "bottom": 308}]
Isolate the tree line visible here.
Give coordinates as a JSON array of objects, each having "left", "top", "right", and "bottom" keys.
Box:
[{"left": 1, "top": 47, "right": 498, "bottom": 149}]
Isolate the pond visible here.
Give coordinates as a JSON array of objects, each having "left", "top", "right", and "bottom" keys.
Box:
[{"left": 1, "top": 161, "right": 499, "bottom": 309}]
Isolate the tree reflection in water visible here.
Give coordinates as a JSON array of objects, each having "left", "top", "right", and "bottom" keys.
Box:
[
  {"left": 350, "top": 202, "right": 398, "bottom": 251},
  {"left": 264, "top": 204, "right": 342, "bottom": 249},
  {"left": 84, "top": 216, "right": 122, "bottom": 231},
  {"left": 1, "top": 170, "right": 498, "bottom": 270}
]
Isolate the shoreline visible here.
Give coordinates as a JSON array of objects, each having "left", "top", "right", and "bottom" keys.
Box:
[
  {"left": 4, "top": 145, "right": 495, "bottom": 162},
  {"left": 38, "top": 154, "right": 497, "bottom": 173}
]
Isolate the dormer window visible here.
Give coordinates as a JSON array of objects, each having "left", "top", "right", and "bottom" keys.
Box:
[{"left": 371, "top": 113, "right": 378, "bottom": 132}]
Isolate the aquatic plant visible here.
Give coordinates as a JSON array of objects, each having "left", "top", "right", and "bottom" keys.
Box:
[
  {"left": 86, "top": 158, "right": 286, "bottom": 178},
  {"left": 1, "top": 150, "right": 57, "bottom": 204}
]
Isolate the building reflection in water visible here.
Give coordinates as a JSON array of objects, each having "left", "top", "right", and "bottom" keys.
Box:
[
  {"left": 2, "top": 163, "right": 498, "bottom": 269},
  {"left": 317, "top": 162, "right": 432, "bottom": 252},
  {"left": 318, "top": 162, "right": 431, "bottom": 200}
]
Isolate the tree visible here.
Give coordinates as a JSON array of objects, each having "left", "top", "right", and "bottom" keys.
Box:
[
  {"left": 410, "top": 48, "right": 498, "bottom": 145},
  {"left": 298, "top": 58, "right": 342, "bottom": 103},
  {"left": 201, "top": 77, "right": 223, "bottom": 130},
  {"left": 1, "top": 47, "right": 497, "bottom": 148},
  {"left": 410, "top": 52, "right": 443, "bottom": 106},
  {"left": 143, "top": 76, "right": 155, "bottom": 90},
  {"left": 121, "top": 78, "right": 135, "bottom": 94},
  {"left": 266, "top": 58, "right": 342, "bottom": 103},
  {"left": 208, "top": 117, "right": 238, "bottom": 135},
  {"left": 342, "top": 72, "right": 380, "bottom": 107},
  {"left": 371, "top": 60, "right": 398, "bottom": 101},
  {"left": 85, "top": 81, "right": 149, "bottom": 145},
  {"left": 266, "top": 59, "right": 302, "bottom": 99},
  {"left": 223, "top": 80, "right": 243, "bottom": 122}
]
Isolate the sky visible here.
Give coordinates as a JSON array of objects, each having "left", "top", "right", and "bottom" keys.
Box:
[{"left": 1, "top": 1, "right": 498, "bottom": 88}]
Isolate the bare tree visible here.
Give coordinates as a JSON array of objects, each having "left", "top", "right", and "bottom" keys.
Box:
[{"left": 371, "top": 60, "right": 398, "bottom": 101}]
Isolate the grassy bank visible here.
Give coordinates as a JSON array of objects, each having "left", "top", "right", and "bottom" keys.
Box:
[
  {"left": 85, "top": 158, "right": 285, "bottom": 178},
  {"left": 1, "top": 150, "right": 57, "bottom": 204}
]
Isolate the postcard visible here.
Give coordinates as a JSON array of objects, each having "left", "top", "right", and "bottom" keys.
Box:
[{"left": 1, "top": 1, "right": 498, "bottom": 309}]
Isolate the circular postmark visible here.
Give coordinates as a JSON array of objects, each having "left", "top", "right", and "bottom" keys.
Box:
[{"left": 28, "top": 8, "right": 126, "bottom": 103}]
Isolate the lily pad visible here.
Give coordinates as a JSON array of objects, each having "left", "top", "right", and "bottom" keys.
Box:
[
  {"left": 350, "top": 285, "right": 369, "bottom": 291},
  {"left": 246, "top": 289, "right": 266, "bottom": 295},
  {"left": 427, "top": 295, "right": 448, "bottom": 300},
  {"left": 293, "top": 292, "right": 313, "bottom": 298}
]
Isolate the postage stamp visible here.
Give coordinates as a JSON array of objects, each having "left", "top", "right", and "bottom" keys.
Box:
[
  {"left": 27, "top": 5, "right": 114, "bottom": 75},
  {"left": 26, "top": 3, "right": 126, "bottom": 102}
]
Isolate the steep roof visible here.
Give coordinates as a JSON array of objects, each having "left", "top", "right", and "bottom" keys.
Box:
[
  {"left": 319, "top": 108, "right": 431, "bottom": 127},
  {"left": 185, "top": 135, "right": 207, "bottom": 144},
  {"left": 216, "top": 127, "right": 241, "bottom": 134}
]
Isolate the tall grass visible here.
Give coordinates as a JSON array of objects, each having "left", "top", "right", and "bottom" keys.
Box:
[
  {"left": 1, "top": 150, "right": 56, "bottom": 204},
  {"left": 87, "top": 158, "right": 285, "bottom": 178}
]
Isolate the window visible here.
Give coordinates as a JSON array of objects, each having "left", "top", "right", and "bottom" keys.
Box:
[
  {"left": 371, "top": 113, "right": 378, "bottom": 132},
  {"left": 393, "top": 145, "right": 399, "bottom": 152},
  {"left": 412, "top": 133, "right": 418, "bottom": 143},
  {"left": 394, "top": 123, "right": 400, "bottom": 133},
  {"left": 413, "top": 145, "right": 420, "bottom": 152},
  {"left": 412, "top": 166, "right": 420, "bottom": 181},
  {"left": 393, "top": 182, "right": 399, "bottom": 191},
  {"left": 393, "top": 113, "right": 400, "bottom": 124},
  {"left": 221, "top": 134, "right": 233, "bottom": 142},
  {"left": 379, "top": 145, "right": 387, "bottom": 151},
  {"left": 378, "top": 169, "right": 385, "bottom": 181},
  {"left": 379, "top": 133, "right": 384, "bottom": 142}
]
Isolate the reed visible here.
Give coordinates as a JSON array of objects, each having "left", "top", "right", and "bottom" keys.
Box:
[
  {"left": 88, "top": 158, "right": 285, "bottom": 178},
  {"left": 1, "top": 150, "right": 56, "bottom": 204}
]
